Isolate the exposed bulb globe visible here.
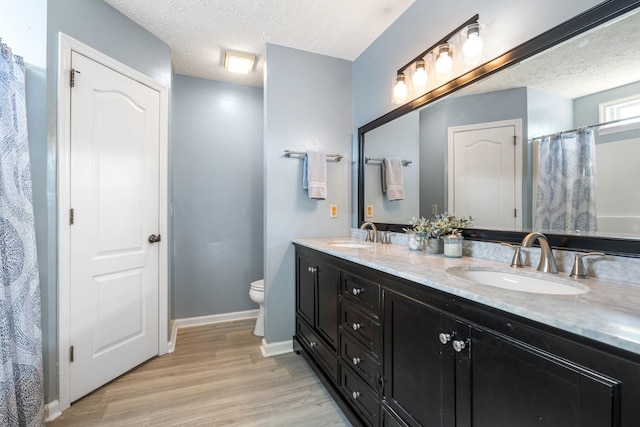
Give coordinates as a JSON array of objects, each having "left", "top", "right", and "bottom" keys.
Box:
[
  {"left": 412, "top": 67, "right": 428, "bottom": 88},
  {"left": 463, "top": 34, "right": 484, "bottom": 63},
  {"left": 435, "top": 52, "right": 452, "bottom": 75},
  {"left": 393, "top": 80, "right": 408, "bottom": 101}
]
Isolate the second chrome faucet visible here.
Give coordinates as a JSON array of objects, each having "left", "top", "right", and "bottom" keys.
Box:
[{"left": 520, "top": 232, "right": 558, "bottom": 274}]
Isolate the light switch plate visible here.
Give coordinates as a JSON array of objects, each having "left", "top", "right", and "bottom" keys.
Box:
[{"left": 330, "top": 204, "right": 338, "bottom": 218}]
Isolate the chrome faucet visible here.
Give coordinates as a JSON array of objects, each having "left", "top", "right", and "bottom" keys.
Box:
[
  {"left": 360, "top": 221, "right": 378, "bottom": 243},
  {"left": 520, "top": 232, "right": 558, "bottom": 273}
]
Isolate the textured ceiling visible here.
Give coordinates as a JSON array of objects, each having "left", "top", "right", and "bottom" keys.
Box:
[
  {"left": 104, "top": 0, "right": 416, "bottom": 87},
  {"left": 457, "top": 8, "right": 640, "bottom": 100}
]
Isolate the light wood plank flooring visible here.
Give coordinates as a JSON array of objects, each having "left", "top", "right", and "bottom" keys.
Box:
[{"left": 48, "top": 319, "right": 351, "bottom": 426}]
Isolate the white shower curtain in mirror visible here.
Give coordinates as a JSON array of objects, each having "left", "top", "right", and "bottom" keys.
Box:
[
  {"left": 534, "top": 128, "right": 597, "bottom": 232},
  {"left": 0, "top": 41, "right": 45, "bottom": 426}
]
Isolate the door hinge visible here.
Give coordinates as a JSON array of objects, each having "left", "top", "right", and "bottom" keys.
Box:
[
  {"left": 514, "top": 208, "right": 517, "bottom": 218},
  {"left": 70, "top": 208, "right": 75, "bottom": 225},
  {"left": 376, "top": 373, "right": 385, "bottom": 394},
  {"left": 69, "top": 345, "right": 74, "bottom": 363},
  {"left": 513, "top": 135, "right": 517, "bottom": 146},
  {"left": 70, "top": 68, "right": 81, "bottom": 87}
]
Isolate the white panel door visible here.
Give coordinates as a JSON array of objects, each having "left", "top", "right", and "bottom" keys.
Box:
[
  {"left": 69, "top": 51, "right": 160, "bottom": 402},
  {"left": 448, "top": 123, "right": 521, "bottom": 229}
]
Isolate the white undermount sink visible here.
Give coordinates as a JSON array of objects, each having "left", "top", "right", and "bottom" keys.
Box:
[
  {"left": 446, "top": 267, "right": 589, "bottom": 295},
  {"left": 328, "top": 240, "right": 374, "bottom": 249}
]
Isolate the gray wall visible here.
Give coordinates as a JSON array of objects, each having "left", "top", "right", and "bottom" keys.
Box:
[
  {"left": 264, "top": 44, "right": 352, "bottom": 344},
  {"left": 2, "top": 0, "right": 172, "bottom": 404},
  {"left": 172, "top": 74, "right": 264, "bottom": 318}
]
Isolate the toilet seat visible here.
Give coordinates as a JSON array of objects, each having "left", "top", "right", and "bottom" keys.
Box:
[{"left": 250, "top": 279, "right": 264, "bottom": 292}]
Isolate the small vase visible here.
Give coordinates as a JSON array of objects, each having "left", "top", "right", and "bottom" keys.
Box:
[
  {"left": 423, "top": 238, "right": 444, "bottom": 254},
  {"left": 407, "top": 234, "right": 423, "bottom": 251}
]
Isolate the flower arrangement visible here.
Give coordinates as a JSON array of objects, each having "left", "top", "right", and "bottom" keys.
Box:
[{"left": 403, "top": 213, "right": 473, "bottom": 240}]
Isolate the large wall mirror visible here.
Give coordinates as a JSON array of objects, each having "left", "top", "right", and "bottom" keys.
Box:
[{"left": 358, "top": 0, "right": 640, "bottom": 256}]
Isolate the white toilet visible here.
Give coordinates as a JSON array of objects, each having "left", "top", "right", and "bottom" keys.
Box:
[{"left": 249, "top": 279, "right": 265, "bottom": 336}]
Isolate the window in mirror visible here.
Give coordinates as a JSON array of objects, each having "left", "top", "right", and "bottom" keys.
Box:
[{"left": 599, "top": 94, "right": 640, "bottom": 135}]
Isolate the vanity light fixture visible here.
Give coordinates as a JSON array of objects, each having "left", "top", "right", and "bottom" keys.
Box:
[
  {"left": 224, "top": 50, "right": 256, "bottom": 74},
  {"left": 391, "top": 14, "right": 481, "bottom": 104}
]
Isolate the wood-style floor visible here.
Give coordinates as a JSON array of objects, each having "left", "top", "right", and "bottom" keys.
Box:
[{"left": 47, "top": 319, "right": 351, "bottom": 426}]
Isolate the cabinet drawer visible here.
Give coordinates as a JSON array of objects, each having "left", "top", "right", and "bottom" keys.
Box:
[
  {"left": 297, "top": 318, "right": 338, "bottom": 383},
  {"left": 340, "top": 332, "right": 380, "bottom": 390},
  {"left": 341, "top": 272, "right": 380, "bottom": 317},
  {"left": 341, "top": 300, "right": 380, "bottom": 352},
  {"left": 341, "top": 364, "right": 379, "bottom": 426}
]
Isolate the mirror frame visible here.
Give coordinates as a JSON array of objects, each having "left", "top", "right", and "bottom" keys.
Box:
[{"left": 358, "top": 0, "right": 640, "bottom": 257}]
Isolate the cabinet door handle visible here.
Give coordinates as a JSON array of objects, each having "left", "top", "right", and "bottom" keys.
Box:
[
  {"left": 352, "top": 287, "right": 363, "bottom": 296},
  {"left": 352, "top": 357, "right": 361, "bottom": 366},
  {"left": 352, "top": 323, "right": 362, "bottom": 331},
  {"left": 308, "top": 266, "right": 317, "bottom": 273},
  {"left": 439, "top": 333, "right": 452, "bottom": 345},
  {"left": 452, "top": 339, "right": 468, "bottom": 352},
  {"left": 309, "top": 341, "right": 317, "bottom": 348},
  {"left": 352, "top": 391, "right": 361, "bottom": 400}
]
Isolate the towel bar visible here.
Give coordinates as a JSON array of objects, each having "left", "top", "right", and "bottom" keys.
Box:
[
  {"left": 365, "top": 157, "right": 412, "bottom": 166},
  {"left": 283, "top": 150, "right": 343, "bottom": 162}
]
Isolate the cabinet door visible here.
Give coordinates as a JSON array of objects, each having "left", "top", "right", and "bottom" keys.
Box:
[
  {"left": 316, "top": 261, "right": 339, "bottom": 349},
  {"left": 383, "top": 290, "right": 455, "bottom": 427},
  {"left": 296, "top": 253, "right": 315, "bottom": 326},
  {"left": 459, "top": 327, "right": 621, "bottom": 427}
]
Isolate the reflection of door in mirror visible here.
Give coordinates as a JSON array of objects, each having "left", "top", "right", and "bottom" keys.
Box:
[
  {"left": 363, "top": 112, "right": 420, "bottom": 224},
  {"left": 448, "top": 120, "right": 523, "bottom": 230}
]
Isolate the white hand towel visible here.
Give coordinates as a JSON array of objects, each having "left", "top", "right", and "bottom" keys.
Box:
[
  {"left": 383, "top": 157, "right": 404, "bottom": 201},
  {"left": 303, "top": 151, "right": 327, "bottom": 200}
]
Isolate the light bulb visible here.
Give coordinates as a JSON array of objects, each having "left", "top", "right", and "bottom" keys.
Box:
[
  {"left": 393, "top": 74, "right": 408, "bottom": 101},
  {"left": 463, "top": 24, "right": 483, "bottom": 64},
  {"left": 412, "top": 60, "right": 428, "bottom": 88},
  {"left": 435, "top": 45, "right": 452, "bottom": 76}
]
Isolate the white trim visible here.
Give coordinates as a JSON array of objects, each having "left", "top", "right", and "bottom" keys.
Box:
[
  {"left": 56, "top": 33, "right": 170, "bottom": 412},
  {"left": 260, "top": 339, "right": 293, "bottom": 357},
  {"left": 44, "top": 400, "right": 61, "bottom": 422},
  {"left": 167, "top": 310, "right": 260, "bottom": 353}
]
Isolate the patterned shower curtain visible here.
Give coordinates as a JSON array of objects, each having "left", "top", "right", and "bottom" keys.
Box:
[
  {"left": 534, "top": 128, "right": 598, "bottom": 232},
  {"left": 0, "top": 41, "right": 45, "bottom": 426}
]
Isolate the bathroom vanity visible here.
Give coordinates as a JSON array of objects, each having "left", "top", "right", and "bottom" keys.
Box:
[{"left": 293, "top": 239, "right": 640, "bottom": 427}]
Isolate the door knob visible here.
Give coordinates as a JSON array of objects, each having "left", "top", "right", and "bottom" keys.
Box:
[{"left": 148, "top": 234, "right": 161, "bottom": 243}]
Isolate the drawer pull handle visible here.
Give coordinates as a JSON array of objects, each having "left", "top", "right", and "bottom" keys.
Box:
[
  {"left": 438, "top": 333, "right": 452, "bottom": 345},
  {"left": 352, "top": 287, "right": 363, "bottom": 296},
  {"left": 309, "top": 341, "right": 317, "bottom": 348},
  {"left": 352, "top": 323, "right": 362, "bottom": 331},
  {"left": 452, "top": 340, "right": 467, "bottom": 352},
  {"left": 352, "top": 391, "right": 361, "bottom": 400},
  {"left": 352, "top": 357, "right": 361, "bottom": 366},
  {"left": 308, "top": 266, "right": 317, "bottom": 273}
]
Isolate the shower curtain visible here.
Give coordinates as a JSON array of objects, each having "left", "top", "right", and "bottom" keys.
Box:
[
  {"left": 534, "top": 128, "right": 598, "bottom": 232},
  {"left": 0, "top": 41, "right": 45, "bottom": 426}
]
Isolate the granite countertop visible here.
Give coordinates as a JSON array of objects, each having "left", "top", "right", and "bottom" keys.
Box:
[{"left": 293, "top": 237, "right": 640, "bottom": 356}]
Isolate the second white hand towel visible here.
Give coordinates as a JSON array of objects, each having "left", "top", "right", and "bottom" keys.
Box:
[
  {"left": 384, "top": 157, "right": 405, "bottom": 201},
  {"left": 303, "top": 151, "right": 327, "bottom": 200}
]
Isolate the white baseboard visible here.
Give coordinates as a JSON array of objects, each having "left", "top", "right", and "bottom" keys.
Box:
[
  {"left": 167, "top": 309, "right": 259, "bottom": 353},
  {"left": 260, "top": 338, "right": 293, "bottom": 357},
  {"left": 45, "top": 399, "right": 61, "bottom": 422}
]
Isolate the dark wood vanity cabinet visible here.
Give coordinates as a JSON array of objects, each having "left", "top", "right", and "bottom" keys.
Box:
[
  {"left": 295, "top": 248, "right": 339, "bottom": 382},
  {"left": 293, "top": 245, "right": 640, "bottom": 427}
]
